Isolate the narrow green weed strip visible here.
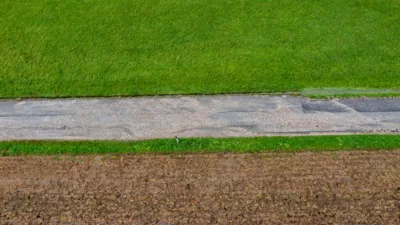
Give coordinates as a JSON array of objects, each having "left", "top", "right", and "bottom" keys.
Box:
[{"left": 1, "top": 135, "right": 399, "bottom": 156}]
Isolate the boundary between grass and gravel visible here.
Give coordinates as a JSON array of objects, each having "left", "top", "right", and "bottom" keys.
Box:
[
  {"left": 1, "top": 135, "right": 400, "bottom": 156},
  {"left": 2, "top": 88, "right": 400, "bottom": 101},
  {"left": 301, "top": 88, "right": 400, "bottom": 99}
]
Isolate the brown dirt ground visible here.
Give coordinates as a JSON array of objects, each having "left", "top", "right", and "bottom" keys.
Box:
[{"left": 1, "top": 151, "right": 400, "bottom": 224}]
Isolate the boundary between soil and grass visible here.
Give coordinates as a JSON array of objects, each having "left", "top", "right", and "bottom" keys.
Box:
[{"left": 1, "top": 135, "right": 400, "bottom": 156}]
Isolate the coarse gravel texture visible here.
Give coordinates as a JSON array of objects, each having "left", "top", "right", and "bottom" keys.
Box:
[{"left": 1, "top": 95, "right": 400, "bottom": 140}]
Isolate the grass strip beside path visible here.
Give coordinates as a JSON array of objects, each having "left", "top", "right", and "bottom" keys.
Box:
[{"left": 1, "top": 135, "right": 399, "bottom": 156}]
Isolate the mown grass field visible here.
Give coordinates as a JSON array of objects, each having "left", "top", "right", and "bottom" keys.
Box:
[{"left": 1, "top": 0, "right": 399, "bottom": 98}]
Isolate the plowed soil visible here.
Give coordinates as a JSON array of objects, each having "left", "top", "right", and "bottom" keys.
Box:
[{"left": 1, "top": 151, "right": 400, "bottom": 224}]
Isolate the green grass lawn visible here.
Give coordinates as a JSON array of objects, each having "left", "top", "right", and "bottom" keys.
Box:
[
  {"left": 1, "top": 0, "right": 399, "bottom": 98},
  {"left": 1, "top": 135, "right": 400, "bottom": 156}
]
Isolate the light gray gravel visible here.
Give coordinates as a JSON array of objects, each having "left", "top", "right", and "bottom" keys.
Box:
[{"left": 0, "top": 95, "right": 399, "bottom": 140}]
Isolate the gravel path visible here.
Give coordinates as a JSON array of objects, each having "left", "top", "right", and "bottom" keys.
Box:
[{"left": 0, "top": 95, "right": 399, "bottom": 140}]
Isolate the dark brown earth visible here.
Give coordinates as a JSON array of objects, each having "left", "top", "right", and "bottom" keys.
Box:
[{"left": 1, "top": 151, "right": 400, "bottom": 224}]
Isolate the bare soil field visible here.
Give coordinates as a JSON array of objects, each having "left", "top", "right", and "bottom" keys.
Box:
[{"left": 1, "top": 151, "right": 400, "bottom": 224}]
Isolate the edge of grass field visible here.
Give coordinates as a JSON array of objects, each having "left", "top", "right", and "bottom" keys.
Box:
[
  {"left": 0, "top": 91, "right": 300, "bottom": 101},
  {"left": 1, "top": 135, "right": 399, "bottom": 156},
  {"left": 303, "top": 93, "right": 400, "bottom": 99},
  {"left": 301, "top": 88, "right": 400, "bottom": 99},
  {"left": 1, "top": 88, "right": 400, "bottom": 101}
]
